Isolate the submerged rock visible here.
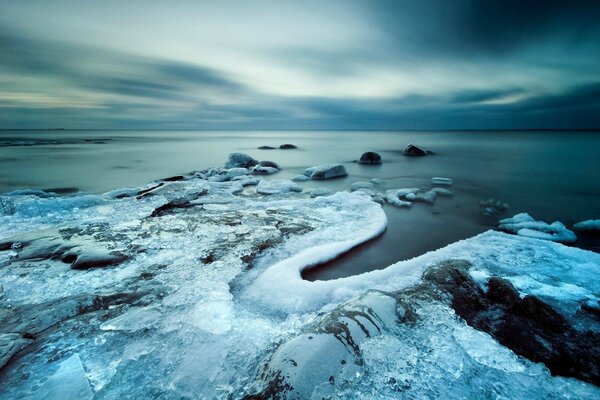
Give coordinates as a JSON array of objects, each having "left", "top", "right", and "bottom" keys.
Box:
[
  {"left": 225, "top": 153, "right": 258, "bottom": 169},
  {"left": 357, "top": 151, "right": 382, "bottom": 165},
  {"left": 350, "top": 181, "right": 374, "bottom": 192},
  {"left": 303, "top": 164, "right": 348, "bottom": 180},
  {"left": 258, "top": 146, "right": 276, "bottom": 150}
]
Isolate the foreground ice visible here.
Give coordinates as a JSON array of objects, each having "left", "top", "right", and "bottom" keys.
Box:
[
  {"left": 499, "top": 212, "right": 577, "bottom": 243},
  {"left": 0, "top": 171, "right": 598, "bottom": 399}
]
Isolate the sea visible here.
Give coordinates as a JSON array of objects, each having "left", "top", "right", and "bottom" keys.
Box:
[{"left": 1, "top": 129, "right": 599, "bottom": 279}]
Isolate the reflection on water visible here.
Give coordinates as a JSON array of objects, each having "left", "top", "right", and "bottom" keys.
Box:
[{"left": 2, "top": 130, "right": 599, "bottom": 278}]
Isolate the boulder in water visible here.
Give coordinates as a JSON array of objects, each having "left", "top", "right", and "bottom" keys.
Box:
[
  {"left": 303, "top": 164, "right": 348, "bottom": 180},
  {"left": 357, "top": 151, "right": 382, "bottom": 165},
  {"left": 224, "top": 153, "right": 258, "bottom": 169},
  {"left": 404, "top": 144, "right": 429, "bottom": 156}
]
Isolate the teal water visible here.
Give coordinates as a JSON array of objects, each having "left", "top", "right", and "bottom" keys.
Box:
[{"left": 1, "top": 130, "right": 599, "bottom": 279}]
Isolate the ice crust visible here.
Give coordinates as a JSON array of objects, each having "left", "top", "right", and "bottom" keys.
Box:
[
  {"left": 499, "top": 212, "right": 577, "bottom": 243},
  {"left": 0, "top": 171, "right": 598, "bottom": 399}
]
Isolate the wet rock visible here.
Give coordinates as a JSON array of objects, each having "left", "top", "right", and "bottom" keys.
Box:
[
  {"left": 225, "top": 153, "right": 258, "bottom": 169},
  {"left": 258, "top": 160, "right": 280, "bottom": 169},
  {"left": 162, "top": 175, "right": 185, "bottom": 182},
  {"left": 357, "top": 151, "right": 382, "bottom": 165},
  {"left": 303, "top": 164, "right": 347, "bottom": 180},
  {"left": 251, "top": 166, "right": 279, "bottom": 175},
  {"left": 403, "top": 144, "right": 430, "bottom": 156},
  {"left": 279, "top": 144, "right": 297, "bottom": 149}
]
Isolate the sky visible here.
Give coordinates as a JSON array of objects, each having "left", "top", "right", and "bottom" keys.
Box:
[{"left": 0, "top": 0, "right": 599, "bottom": 130}]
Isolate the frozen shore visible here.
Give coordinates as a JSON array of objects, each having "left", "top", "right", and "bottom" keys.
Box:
[{"left": 0, "top": 164, "right": 599, "bottom": 399}]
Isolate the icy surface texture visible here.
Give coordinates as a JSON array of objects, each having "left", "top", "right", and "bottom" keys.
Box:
[
  {"left": 0, "top": 169, "right": 598, "bottom": 399},
  {"left": 303, "top": 164, "right": 348, "bottom": 180},
  {"left": 574, "top": 219, "right": 600, "bottom": 232},
  {"left": 499, "top": 212, "right": 577, "bottom": 243}
]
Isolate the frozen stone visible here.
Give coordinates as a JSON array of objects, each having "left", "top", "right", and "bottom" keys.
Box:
[
  {"left": 292, "top": 175, "right": 310, "bottom": 182},
  {"left": 350, "top": 181, "right": 374, "bottom": 191},
  {"left": 573, "top": 220, "right": 600, "bottom": 232},
  {"left": 310, "top": 188, "right": 333, "bottom": 198},
  {"left": 251, "top": 166, "right": 279, "bottom": 175},
  {"left": 303, "top": 164, "right": 348, "bottom": 180},
  {"left": 370, "top": 178, "right": 385, "bottom": 185},
  {"left": 431, "top": 177, "right": 453, "bottom": 186},
  {"left": 431, "top": 187, "right": 453, "bottom": 197},
  {"left": 498, "top": 213, "right": 577, "bottom": 243},
  {"left": 224, "top": 153, "right": 258, "bottom": 169},
  {"left": 256, "top": 180, "right": 302, "bottom": 195}
]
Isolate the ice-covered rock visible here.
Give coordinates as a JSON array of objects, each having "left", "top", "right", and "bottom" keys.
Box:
[
  {"left": 310, "top": 188, "right": 333, "bottom": 198},
  {"left": 350, "top": 181, "right": 374, "bottom": 192},
  {"left": 251, "top": 166, "right": 279, "bottom": 175},
  {"left": 431, "top": 177, "right": 453, "bottom": 186},
  {"left": 431, "top": 187, "right": 453, "bottom": 197},
  {"left": 248, "top": 291, "right": 399, "bottom": 399},
  {"left": 574, "top": 220, "right": 600, "bottom": 232},
  {"left": 303, "top": 164, "right": 348, "bottom": 180},
  {"left": 498, "top": 213, "right": 577, "bottom": 243},
  {"left": 292, "top": 174, "right": 310, "bottom": 182},
  {"left": 256, "top": 180, "right": 302, "bottom": 195},
  {"left": 224, "top": 152, "right": 258, "bottom": 169},
  {"left": 357, "top": 151, "right": 382, "bottom": 165},
  {"left": 370, "top": 178, "right": 385, "bottom": 186}
]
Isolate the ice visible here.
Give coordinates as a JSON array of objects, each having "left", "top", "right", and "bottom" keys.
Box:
[
  {"left": 431, "top": 176, "right": 453, "bottom": 186},
  {"left": 303, "top": 164, "right": 348, "bottom": 180},
  {"left": 499, "top": 213, "right": 577, "bottom": 243},
  {"left": 100, "top": 307, "right": 162, "bottom": 331},
  {"left": 34, "top": 354, "right": 93, "bottom": 400},
  {"left": 574, "top": 219, "right": 600, "bottom": 232},
  {"left": 256, "top": 179, "right": 302, "bottom": 195},
  {"left": 0, "top": 171, "right": 599, "bottom": 399}
]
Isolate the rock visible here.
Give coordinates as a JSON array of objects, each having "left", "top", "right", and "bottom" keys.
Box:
[
  {"left": 414, "top": 189, "right": 437, "bottom": 204},
  {"left": 251, "top": 166, "right": 279, "bottom": 175},
  {"left": 0, "top": 230, "right": 130, "bottom": 270},
  {"left": 258, "top": 160, "right": 280, "bottom": 169},
  {"left": 279, "top": 144, "right": 297, "bottom": 149},
  {"left": 403, "top": 143, "right": 429, "bottom": 156},
  {"left": 357, "top": 151, "right": 382, "bottom": 165},
  {"left": 581, "top": 299, "right": 600, "bottom": 317},
  {"left": 431, "top": 177, "right": 453, "bottom": 186},
  {"left": 256, "top": 180, "right": 302, "bottom": 195},
  {"left": 310, "top": 188, "right": 333, "bottom": 198},
  {"left": 498, "top": 213, "right": 577, "bottom": 243},
  {"left": 162, "top": 175, "right": 185, "bottom": 182},
  {"left": 431, "top": 187, "right": 453, "bottom": 197},
  {"left": 303, "top": 164, "right": 348, "bottom": 180},
  {"left": 247, "top": 291, "right": 399, "bottom": 399},
  {"left": 422, "top": 259, "right": 600, "bottom": 386},
  {"left": 258, "top": 146, "right": 276, "bottom": 150},
  {"left": 224, "top": 153, "right": 258, "bottom": 169},
  {"left": 480, "top": 198, "right": 509, "bottom": 216},
  {"left": 0, "top": 333, "right": 31, "bottom": 370},
  {"left": 230, "top": 176, "right": 261, "bottom": 186},
  {"left": 292, "top": 175, "right": 310, "bottom": 182},
  {"left": 370, "top": 178, "right": 385, "bottom": 185},
  {"left": 573, "top": 220, "right": 600, "bottom": 232},
  {"left": 350, "top": 181, "right": 374, "bottom": 192}
]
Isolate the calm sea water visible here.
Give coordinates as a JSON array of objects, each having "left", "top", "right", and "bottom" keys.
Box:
[{"left": 1, "top": 130, "right": 599, "bottom": 279}]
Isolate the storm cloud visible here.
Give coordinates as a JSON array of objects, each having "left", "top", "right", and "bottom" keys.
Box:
[{"left": 0, "top": 0, "right": 598, "bottom": 129}]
